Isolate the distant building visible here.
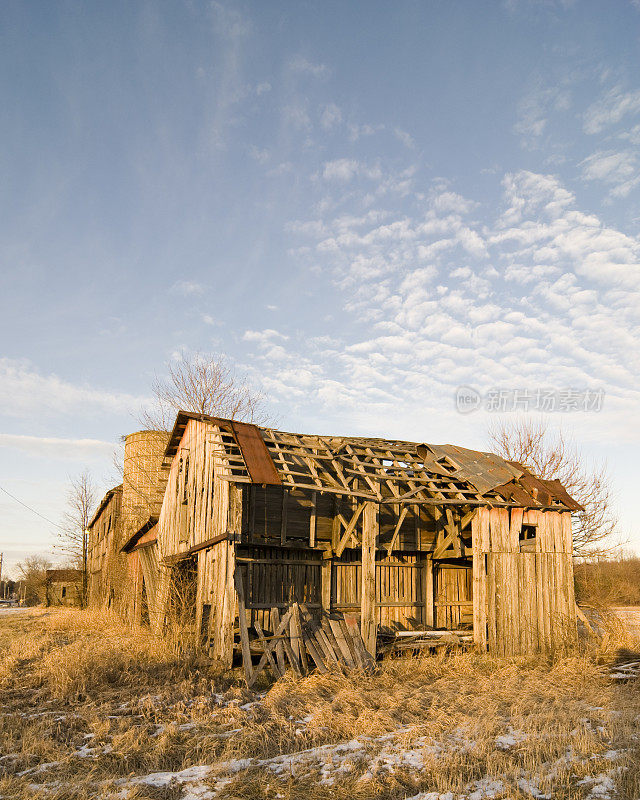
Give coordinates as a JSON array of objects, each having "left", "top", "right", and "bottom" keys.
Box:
[{"left": 45, "top": 569, "right": 82, "bottom": 607}]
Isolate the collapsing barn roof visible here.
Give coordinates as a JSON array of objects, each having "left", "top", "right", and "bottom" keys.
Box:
[{"left": 165, "top": 411, "right": 583, "bottom": 512}]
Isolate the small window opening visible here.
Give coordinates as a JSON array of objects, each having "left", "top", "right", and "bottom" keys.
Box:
[
  {"left": 520, "top": 524, "right": 537, "bottom": 541},
  {"left": 61, "top": 586, "right": 67, "bottom": 598}
]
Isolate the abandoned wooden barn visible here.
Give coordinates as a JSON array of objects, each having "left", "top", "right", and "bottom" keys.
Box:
[{"left": 118, "top": 410, "right": 582, "bottom": 664}]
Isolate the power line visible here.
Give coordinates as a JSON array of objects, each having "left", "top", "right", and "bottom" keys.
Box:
[{"left": 0, "top": 485, "right": 65, "bottom": 530}]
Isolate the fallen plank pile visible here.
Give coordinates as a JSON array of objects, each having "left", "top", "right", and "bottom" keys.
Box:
[
  {"left": 610, "top": 660, "right": 640, "bottom": 681},
  {"left": 377, "top": 626, "right": 473, "bottom": 654},
  {"left": 236, "top": 601, "right": 376, "bottom": 688}
]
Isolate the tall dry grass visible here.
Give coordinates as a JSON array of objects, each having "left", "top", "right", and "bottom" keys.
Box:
[{"left": 1, "top": 608, "right": 640, "bottom": 799}]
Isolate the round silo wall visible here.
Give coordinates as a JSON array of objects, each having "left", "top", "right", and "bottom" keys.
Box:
[{"left": 121, "top": 430, "right": 171, "bottom": 545}]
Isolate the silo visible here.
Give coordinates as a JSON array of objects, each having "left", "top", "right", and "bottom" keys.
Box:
[
  {"left": 121, "top": 430, "right": 171, "bottom": 542},
  {"left": 116, "top": 430, "right": 171, "bottom": 621}
]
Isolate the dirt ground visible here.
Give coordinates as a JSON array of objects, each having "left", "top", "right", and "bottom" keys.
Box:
[{"left": 1, "top": 608, "right": 640, "bottom": 800}]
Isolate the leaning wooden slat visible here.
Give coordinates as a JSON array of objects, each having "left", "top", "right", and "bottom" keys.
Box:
[
  {"left": 343, "top": 614, "right": 376, "bottom": 673},
  {"left": 271, "top": 607, "right": 287, "bottom": 675},
  {"left": 251, "top": 608, "right": 294, "bottom": 679},
  {"left": 386, "top": 506, "right": 409, "bottom": 555},
  {"left": 233, "top": 566, "right": 254, "bottom": 686},
  {"left": 289, "top": 603, "right": 308, "bottom": 675},
  {"left": 335, "top": 502, "right": 367, "bottom": 557},
  {"left": 329, "top": 616, "right": 357, "bottom": 668},
  {"left": 254, "top": 618, "right": 282, "bottom": 680}
]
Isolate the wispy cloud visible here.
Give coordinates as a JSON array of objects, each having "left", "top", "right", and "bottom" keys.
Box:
[
  {"left": 0, "top": 358, "right": 147, "bottom": 418},
  {"left": 0, "top": 433, "right": 115, "bottom": 460},
  {"left": 171, "top": 280, "right": 206, "bottom": 296},
  {"left": 289, "top": 55, "right": 330, "bottom": 78},
  {"left": 580, "top": 149, "right": 640, "bottom": 199},
  {"left": 584, "top": 86, "right": 640, "bottom": 134}
]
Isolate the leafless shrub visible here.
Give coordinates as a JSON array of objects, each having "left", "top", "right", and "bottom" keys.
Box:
[
  {"left": 139, "top": 350, "right": 266, "bottom": 432},
  {"left": 15, "top": 555, "right": 52, "bottom": 605},
  {"left": 488, "top": 417, "right": 617, "bottom": 557}
]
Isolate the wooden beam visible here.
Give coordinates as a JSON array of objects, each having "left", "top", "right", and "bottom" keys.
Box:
[
  {"left": 310, "top": 491, "right": 317, "bottom": 548},
  {"left": 335, "top": 502, "right": 367, "bottom": 557},
  {"left": 424, "top": 553, "right": 434, "bottom": 628},
  {"left": 386, "top": 506, "right": 409, "bottom": 555},
  {"left": 280, "top": 488, "right": 288, "bottom": 546},
  {"left": 360, "top": 502, "right": 378, "bottom": 657}
]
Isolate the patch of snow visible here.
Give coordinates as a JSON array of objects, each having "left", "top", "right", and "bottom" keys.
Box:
[{"left": 495, "top": 727, "right": 527, "bottom": 750}]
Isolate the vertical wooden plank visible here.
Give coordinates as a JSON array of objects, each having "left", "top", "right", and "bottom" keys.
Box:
[
  {"left": 360, "top": 502, "right": 378, "bottom": 657},
  {"left": 321, "top": 547, "right": 332, "bottom": 613},
  {"left": 542, "top": 552, "right": 553, "bottom": 651},
  {"left": 537, "top": 513, "right": 550, "bottom": 553},
  {"left": 486, "top": 554, "right": 497, "bottom": 654},
  {"left": 522, "top": 553, "right": 536, "bottom": 653},
  {"left": 310, "top": 491, "right": 317, "bottom": 548},
  {"left": 509, "top": 507, "right": 524, "bottom": 552},
  {"left": 218, "top": 538, "right": 237, "bottom": 668},
  {"left": 233, "top": 566, "right": 253, "bottom": 684},
  {"left": 471, "top": 512, "right": 487, "bottom": 650},
  {"left": 478, "top": 507, "right": 491, "bottom": 553},
  {"left": 424, "top": 554, "right": 434, "bottom": 628},
  {"left": 280, "top": 488, "right": 288, "bottom": 546}
]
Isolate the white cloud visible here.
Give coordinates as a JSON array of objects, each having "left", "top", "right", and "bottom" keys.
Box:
[
  {"left": 322, "top": 159, "right": 359, "bottom": 181},
  {"left": 0, "top": 434, "right": 115, "bottom": 460},
  {"left": 393, "top": 127, "right": 414, "bottom": 148},
  {"left": 0, "top": 358, "right": 147, "bottom": 418},
  {"left": 584, "top": 86, "right": 640, "bottom": 134},
  {"left": 320, "top": 103, "right": 342, "bottom": 130},
  {"left": 243, "top": 329, "right": 289, "bottom": 346},
  {"left": 432, "top": 191, "right": 477, "bottom": 215},
  {"left": 283, "top": 103, "right": 311, "bottom": 130},
  {"left": 170, "top": 280, "right": 205, "bottom": 296},
  {"left": 580, "top": 150, "right": 640, "bottom": 199},
  {"left": 288, "top": 55, "right": 329, "bottom": 78},
  {"left": 274, "top": 167, "right": 640, "bottom": 445}
]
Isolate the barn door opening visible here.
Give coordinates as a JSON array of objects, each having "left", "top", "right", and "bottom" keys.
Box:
[
  {"left": 166, "top": 556, "right": 198, "bottom": 645},
  {"left": 434, "top": 562, "right": 473, "bottom": 630}
]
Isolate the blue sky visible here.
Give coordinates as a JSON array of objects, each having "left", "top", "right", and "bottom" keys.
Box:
[{"left": 1, "top": 0, "right": 639, "bottom": 576}]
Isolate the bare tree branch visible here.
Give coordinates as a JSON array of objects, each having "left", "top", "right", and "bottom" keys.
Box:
[
  {"left": 15, "top": 555, "right": 52, "bottom": 605},
  {"left": 488, "top": 417, "right": 618, "bottom": 558},
  {"left": 56, "top": 469, "right": 96, "bottom": 606},
  {"left": 138, "top": 351, "right": 267, "bottom": 432}
]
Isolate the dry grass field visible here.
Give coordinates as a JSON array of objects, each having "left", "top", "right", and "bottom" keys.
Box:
[{"left": 1, "top": 608, "right": 640, "bottom": 800}]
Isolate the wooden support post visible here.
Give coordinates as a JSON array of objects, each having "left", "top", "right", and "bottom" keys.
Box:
[
  {"left": 310, "top": 491, "right": 317, "bottom": 548},
  {"left": 471, "top": 511, "right": 487, "bottom": 652},
  {"left": 280, "top": 488, "right": 288, "bottom": 546},
  {"left": 215, "top": 540, "right": 236, "bottom": 668},
  {"left": 360, "top": 502, "right": 378, "bottom": 658},
  {"left": 233, "top": 565, "right": 253, "bottom": 684},
  {"left": 424, "top": 554, "right": 434, "bottom": 628},
  {"left": 321, "top": 546, "right": 332, "bottom": 613}
]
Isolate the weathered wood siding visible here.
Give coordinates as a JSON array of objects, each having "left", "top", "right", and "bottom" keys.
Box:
[
  {"left": 87, "top": 487, "right": 122, "bottom": 608},
  {"left": 472, "top": 507, "right": 576, "bottom": 655}
]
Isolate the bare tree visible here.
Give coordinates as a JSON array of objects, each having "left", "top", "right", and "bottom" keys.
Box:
[
  {"left": 139, "top": 350, "right": 266, "bottom": 432},
  {"left": 488, "top": 417, "right": 617, "bottom": 557},
  {"left": 16, "top": 554, "right": 52, "bottom": 605},
  {"left": 57, "top": 470, "right": 96, "bottom": 607}
]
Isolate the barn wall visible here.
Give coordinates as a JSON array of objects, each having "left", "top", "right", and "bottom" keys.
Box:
[
  {"left": 472, "top": 507, "right": 576, "bottom": 655},
  {"left": 87, "top": 488, "right": 122, "bottom": 609}
]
